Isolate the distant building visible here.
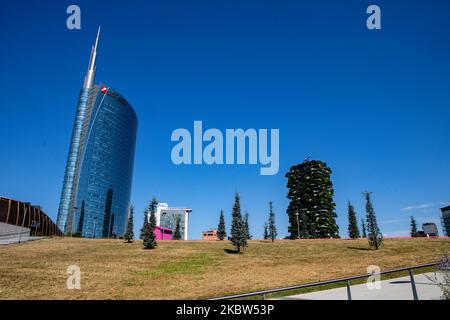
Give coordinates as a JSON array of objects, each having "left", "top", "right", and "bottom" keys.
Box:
[
  {"left": 202, "top": 229, "right": 218, "bottom": 241},
  {"left": 441, "top": 206, "right": 450, "bottom": 236},
  {"left": 422, "top": 222, "right": 439, "bottom": 237},
  {"left": 154, "top": 226, "right": 172, "bottom": 240},
  {"left": 152, "top": 203, "right": 191, "bottom": 240}
]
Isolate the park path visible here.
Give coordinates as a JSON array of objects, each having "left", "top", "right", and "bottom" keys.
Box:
[{"left": 276, "top": 273, "right": 445, "bottom": 300}]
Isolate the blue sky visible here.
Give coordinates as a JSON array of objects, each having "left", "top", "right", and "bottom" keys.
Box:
[{"left": 1, "top": 0, "right": 449, "bottom": 239}]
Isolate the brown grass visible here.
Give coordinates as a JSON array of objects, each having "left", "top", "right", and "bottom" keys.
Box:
[{"left": 0, "top": 237, "right": 449, "bottom": 299}]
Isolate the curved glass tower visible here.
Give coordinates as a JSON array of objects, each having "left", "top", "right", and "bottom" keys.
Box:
[{"left": 57, "top": 28, "right": 137, "bottom": 238}]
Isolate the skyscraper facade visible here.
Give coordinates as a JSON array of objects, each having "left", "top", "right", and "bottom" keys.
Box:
[{"left": 57, "top": 28, "right": 137, "bottom": 238}]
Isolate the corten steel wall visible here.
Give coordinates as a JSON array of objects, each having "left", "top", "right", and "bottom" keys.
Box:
[{"left": 0, "top": 197, "right": 62, "bottom": 236}]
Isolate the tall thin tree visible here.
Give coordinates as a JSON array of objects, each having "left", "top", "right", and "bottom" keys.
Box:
[
  {"left": 140, "top": 209, "right": 148, "bottom": 240},
  {"left": 143, "top": 201, "right": 157, "bottom": 249},
  {"left": 231, "top": 193, "right": 247, "bottom": 253},
  {"left": 363, "top": 192, "right": 383, "bottom": 249},
  {"left": 347, "top": 201, "right": 360, "bottom": 239},
  {"left": 243, "top": 211, "right": 251, "bottom": 240},
  {"left": 361, "top": 219, "right": 367, "bottom": 238},
  {"left": 124, "top": 204, "right": 134, "bottom": 243},
  {"left": 217, "top": 210, "right": 226, "bottom": 240},
  {"left": 141, "top": 197, "right": 158, "bottom": 239},
  {"left": 410, "top": 216, "right": 418, "bottom": 237},
  {"left": 263, "top": 222, "right": 269, "bottom": 240},
  {"left": 268, "top": 201, "right": 277, "bottom": 242},
  {"left": 173, "top": 215, "right": 182, "bottom": 240}
]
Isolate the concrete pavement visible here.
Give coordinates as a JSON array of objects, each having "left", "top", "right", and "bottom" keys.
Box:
[{"left": 277, "top": 273, "right": 445, "bottom": 300}]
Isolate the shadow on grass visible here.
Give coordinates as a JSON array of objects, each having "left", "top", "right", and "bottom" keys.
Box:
[
  {"left": 346, "top": 246, "right": 372, "bottom": 251},
  {"left": 224, "top": 249, "right": 240, "bottom": 254}
]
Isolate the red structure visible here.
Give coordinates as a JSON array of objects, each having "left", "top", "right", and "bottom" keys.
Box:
[
  {"left": 202, "top": 229, "right": 219, "bottom": 241},
  {"left": 0, "top": 196, "right": 62, "bottom": 236},
  {"left": 154, "top": 226, "right": 172, "bottom": 240}
]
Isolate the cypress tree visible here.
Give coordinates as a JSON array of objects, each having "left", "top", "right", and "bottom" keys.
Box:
[
  {"left": 217, "top": 210, "right": 226, "bottom": 240},
  {"left": 363, "top": 192, "right": 383, "bottom": 249},
  {"left": 286, "top": 159, "right": 339, "bottom": 239},
  {"left": 268, "top": 201, "right": 277, "bottom": 242},
  {"left": 124, "top": 204, "right": 134, "bottom": 243},
  {"left": 410, "top": 216, "right": 418, "bottom": 237},
  {"left": 149, "top": 197, "right": 158, "bottom": 215},
  {"left": 347, "top": 201, "right": 360, "bottom": 239},
  {"left": 173, "top": 215, "right": 182, "bottom": 240},
  {"left": 143, "top": 203, "right": 157, "bottom": 249},
  {"left": 243, "top": 211, "right": 251, "bottom": 240},
  {"left": 361, "top": 219, "right": 367, "bottom": 238},
  {"left": 140, "top": 210, "right": 148, "bottom": 240},
  {"left": 231, "top": 193, "right": 247, "bottom": 253},
  {"left": 141, "top": 197, "right": 158, "bottom": 239},
  {"left": 141, "top": 218, "right": 149, "bottom": 243},
  {"left": 263, "top": 222, "right": 269, "bottom": 240}
]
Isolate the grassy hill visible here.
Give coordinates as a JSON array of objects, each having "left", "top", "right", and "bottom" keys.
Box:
[{"left": 0, "top": 237, "right": 449, "bottom": 299}]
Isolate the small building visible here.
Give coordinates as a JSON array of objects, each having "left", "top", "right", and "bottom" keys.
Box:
[
  {"left": 422, "top": 222, "right": 439, "bottom": 237},
  {"left": 154, "top": 226, "right": 172, "bottom": 240},
  {"left": 202, "top": 229, "right": 218, "bottom": 241},
  {"left": 154, "top": 203, "right": 192, "bottom": 240},
  {"left": 441, "top": 206, "right": 450, "bottom": 237}
]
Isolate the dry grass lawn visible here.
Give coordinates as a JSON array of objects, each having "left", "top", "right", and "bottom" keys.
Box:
[{"left": 0, "top": 237, "right": 449, "bottom": 299}]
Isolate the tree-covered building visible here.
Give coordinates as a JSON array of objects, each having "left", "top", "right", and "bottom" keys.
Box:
[{"left": 286, "top": 159, "right": 339, "bottom": 239}]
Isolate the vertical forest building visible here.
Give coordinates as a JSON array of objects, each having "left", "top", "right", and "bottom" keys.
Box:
[{"left": 286, "top": 159, "right": 339, "bottom": 239}]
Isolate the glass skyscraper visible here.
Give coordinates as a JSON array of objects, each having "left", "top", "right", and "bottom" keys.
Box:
[{"left": 57, "top": 28, "right": 137, "bottom": 238}]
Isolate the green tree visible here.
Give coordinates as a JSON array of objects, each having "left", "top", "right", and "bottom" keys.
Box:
[
  {"left": 141, "top": 197, "right": 158, "bottom": 239},
  {"left": 347, "top": 201, "right": 360, "bottom": 239},
  {"left": 286, "top": 159, "right": 339, "bottom": 239},
  {"left": 268, "top": 201, "right": 277, "bottom": 242},
  {"left": 361, "top": 219, "right": 367, "bottom": 238},
  {"left": 124, "top": 204, "right": 134, "bottom": 243},
  {"left": 149, "top": 197, "right": 158, "bottom": 215},
  {"left": 230, "top": 193, "right": 247, "bottom": 253},
  {"left": 243, "top": 211, "right": 251, "bottom": 240},
  {"left": 363, "top": 192, "right": 383, "bottom": 250},
  {"left": 143, "top": 202, "right": 157, "bottom": 249},
  {"left": 410, "top": 216, "right": 418, "bottom": 237},
  {"left": 141, "top": 218, "right": 149, "bottom": 241},
  {"left": 173, "top": 215, "right": 182, "bottom": 240},
  {"left": 217, "top": 210, "right": 226, "bottom": 240},
  {"left": 139, "top": 213, "right": 147, "bottom": 240},
  {"left": 263, "top": 222, "right": 269, "bottom": 240}
]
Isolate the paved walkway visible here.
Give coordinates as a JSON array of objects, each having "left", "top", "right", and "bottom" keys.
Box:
[
  {"left": 0, "top": 235, "right": 45, "bottom": 246},
  {"left": 277, "top": 273, "right": 445, "bottom": 300}
]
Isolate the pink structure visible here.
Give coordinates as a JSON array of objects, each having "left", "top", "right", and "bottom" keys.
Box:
[{"left": 154, "top": 226, "right": 172, "bottom": 240}]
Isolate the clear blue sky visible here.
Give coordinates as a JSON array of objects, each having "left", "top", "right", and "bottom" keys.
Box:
[{"left": 1, "top": 0, "right": 449, "bottom": 239}]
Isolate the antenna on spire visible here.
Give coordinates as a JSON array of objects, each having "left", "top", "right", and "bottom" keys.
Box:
[
  {"left": 83, "top": 26, "right": 101, "bottom": 89},
  {"left": 94, "top": 26, "right": 101, "bottom": 52}
]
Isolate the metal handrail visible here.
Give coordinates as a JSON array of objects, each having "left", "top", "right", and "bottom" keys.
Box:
[{"left": 208, "top": 262, "right": 437, "bottom": 300}]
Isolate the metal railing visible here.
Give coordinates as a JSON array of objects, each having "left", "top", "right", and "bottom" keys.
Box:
[{"left": 209, "top": 262, "right": 437, "bottom": 300}]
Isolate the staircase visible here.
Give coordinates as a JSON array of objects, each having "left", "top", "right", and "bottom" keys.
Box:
[{"left": 0, "top": 222, "right": 44, "bottom": 245}]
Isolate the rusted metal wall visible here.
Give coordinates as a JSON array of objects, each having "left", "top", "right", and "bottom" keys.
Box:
[{"left": 0, "top": 197, "right": 62, "bottom": 236}]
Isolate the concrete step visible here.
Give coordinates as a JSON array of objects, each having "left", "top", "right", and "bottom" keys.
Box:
[{"left": 0, "top": 222, "right": 30, "bottom": 237}]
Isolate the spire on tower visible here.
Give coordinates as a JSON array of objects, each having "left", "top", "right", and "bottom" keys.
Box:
[{"left": 83, "top": 26, "right": 101, "bottom": 89}]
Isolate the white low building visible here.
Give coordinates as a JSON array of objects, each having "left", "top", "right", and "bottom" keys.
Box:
[{"left": 150, "top": 203, "right": 192, "bottom": 240}]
